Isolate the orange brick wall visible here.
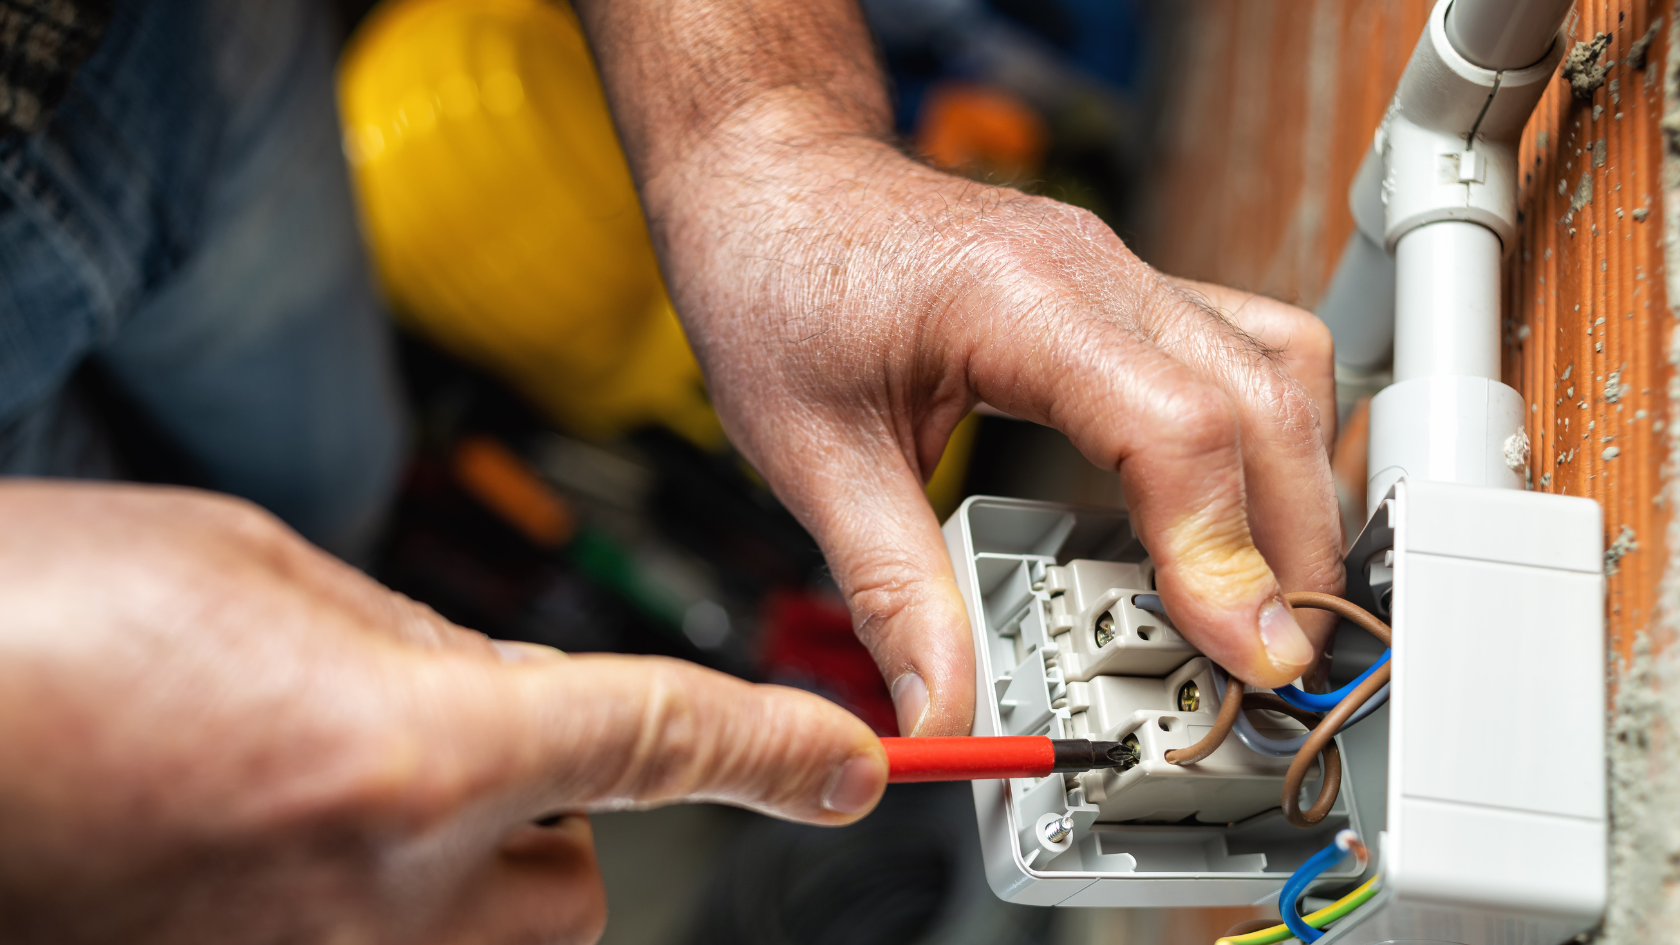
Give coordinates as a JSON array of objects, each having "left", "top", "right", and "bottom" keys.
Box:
[
  {"left": 1508, "top": 3, "right": 1671, "bottom": 667},
  {"left": 1148, "top": 0, "right": 1432, "bottom": 310}
]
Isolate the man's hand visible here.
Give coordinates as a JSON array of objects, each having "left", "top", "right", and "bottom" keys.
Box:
[
  {"left": 575, "top": 0, "right": 1345, "bottom": 737},
  {"left": 0, "top": 483, "right": 886, "bottom": 944}
]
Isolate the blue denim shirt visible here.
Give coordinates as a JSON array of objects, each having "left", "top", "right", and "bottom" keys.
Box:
[
  {"left": 0, "top": 0, "right": 405, "bottom": 560},
  {"left": 0, "top": 0, "right": 113, "bottom": 135}
]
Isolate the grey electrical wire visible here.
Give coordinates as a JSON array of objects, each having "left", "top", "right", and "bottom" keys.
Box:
[{"left": 1213, "top": 664, "right": 1390, "bottom": 757}]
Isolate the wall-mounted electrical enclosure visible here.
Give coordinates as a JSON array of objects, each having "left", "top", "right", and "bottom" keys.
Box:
[{"left": 945, "top": 482, "right": 1605, "bottom": 941}]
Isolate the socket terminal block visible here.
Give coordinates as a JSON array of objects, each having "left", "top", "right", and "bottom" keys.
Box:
[
  {"left": 946, "top": 496, "right": 1367, "bottom": 906},
  {"left": 1031, "top": 558, "right": 1316, "bottom": 826},
  {"left": 1065, "top": 656, "right": 1312, "bottom": 826},
  {"left": 1042, "top": 559, "right": 1197, "bottom": 680}
]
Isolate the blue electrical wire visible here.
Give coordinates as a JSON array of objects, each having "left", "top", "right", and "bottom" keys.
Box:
[
  {"left": 1132, "top": 594, "right": 1392, "bottom": 726},
  {"left": 1273, "top": 650, "right": 1391, "bottom": 713},
  {"left": 1212, "top": 665, "right": 1389, "bottom": 757},
  {"left": 1281, "top": 830, "right": 1368, "bottom": 943}
]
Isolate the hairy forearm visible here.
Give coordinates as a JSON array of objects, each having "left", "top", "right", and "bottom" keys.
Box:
[
  {"left": 573, "top": 0, "right": 992, "bottom": 459},
  {"left": 571, "top": 0, "right": 893, "bottom": 209}
]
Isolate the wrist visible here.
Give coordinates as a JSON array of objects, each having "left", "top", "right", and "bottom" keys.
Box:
[{"left": 639, "top": 92, "right": 897, "bottom": 235}]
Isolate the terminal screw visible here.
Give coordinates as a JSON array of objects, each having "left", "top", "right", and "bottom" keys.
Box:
[
  {"left": 1042, "top": 813, "right": 1073, "bottom": 844},
  {"left": 1094, "top": 611, "right": 1115, "bottom": 648},
  {"left": 1176, "top": 680, "right": 1201, "bottom": 713},
  {"left": 1116, "top": 734, "right": 1141, "bottom": 771}
]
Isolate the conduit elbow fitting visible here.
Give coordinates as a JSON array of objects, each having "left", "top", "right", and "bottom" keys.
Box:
[{"left": 1377, "top": 0, "right": 1565, "bottom": 253}]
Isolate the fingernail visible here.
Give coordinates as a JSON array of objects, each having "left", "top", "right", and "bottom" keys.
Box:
[
  {"left": 1258, "top": 598, "right": 1314, "bottom": 674},
  {"left": 891, "top": 672, "right": 929, "bottom": 736},
  {"left": 493, "top": 640, "right": 567, "bottom": 664},
  {"left": 822, "top": 753, "right": 884, "bottom": 815}
]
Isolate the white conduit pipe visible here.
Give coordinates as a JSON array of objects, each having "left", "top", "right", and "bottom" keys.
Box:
[
  {"left": 1446, "top": 0, "right": 1579, "bottom": 70},
  {"left": 1362, "top": 0, "right": 1570, "bottom": 514},
  {"left": 1393, "top": 220, "right": 1502, "bottom": 383}
]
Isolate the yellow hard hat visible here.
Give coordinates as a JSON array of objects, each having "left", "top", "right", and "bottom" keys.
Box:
[{"left": 338, "top": 0, "right": 722, "bottom": 447}]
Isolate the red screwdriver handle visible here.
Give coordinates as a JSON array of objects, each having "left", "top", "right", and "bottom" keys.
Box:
[{"left": 881, "top": 736, "right": 1056, "bottom": 782}]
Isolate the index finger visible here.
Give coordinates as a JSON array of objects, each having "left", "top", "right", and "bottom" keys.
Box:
[
  {"left": 1146, "top": 281, "right": 1347, "bottom": 644},
  {"left": 955, "top": 247, "right": 1323, "bottom": 687}
]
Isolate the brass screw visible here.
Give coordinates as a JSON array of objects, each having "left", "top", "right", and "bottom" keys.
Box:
[
  {"left": 1094, "top": 611, "right": 1116, "bottom": 648},
  {"left": 1177, "top": 680, "right": 1201, "bottom": 713}
]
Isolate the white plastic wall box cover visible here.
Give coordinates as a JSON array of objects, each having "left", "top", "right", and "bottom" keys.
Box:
[
  {"left": 1316, "top": 479, "right": 1605, "bottom": 945},
  {"left": 945, "top": 496, "right": 1373, "bottom": 908},
  {"left": 946, "top": 483, "right": 1604, "bottom": 942}
]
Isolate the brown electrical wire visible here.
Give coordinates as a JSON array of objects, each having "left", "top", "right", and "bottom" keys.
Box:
[
  {"left": 1281, "top": 659, "right": 1391, "bottom": 828},
  {"left": 1242, "top": 692, "right": 1342, "bottom": 825},
  {"left": 1161, "top": 592, "right": 1392, "bottom": 829},
  {"left": 1162, "top": 665, "right": 1246, "bottom": 765},
  {"left": 1285, "top": 591, "right": 1392, "bottom": 647},
  {"left": 1278, "top": 593, "right": 1391, "bottom": 827}
]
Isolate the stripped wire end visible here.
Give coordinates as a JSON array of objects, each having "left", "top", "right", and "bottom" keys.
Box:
[
  {"left": 1335, "top": 829, "right": 1370, "bottom": 872},
  {"left": 1276, "top": 830, "right": 1375, "bottom": 944}
]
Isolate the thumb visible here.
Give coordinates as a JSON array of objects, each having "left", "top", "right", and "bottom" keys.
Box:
[{"left": 411, "top": 652, "right": 889, "bottom": 824}]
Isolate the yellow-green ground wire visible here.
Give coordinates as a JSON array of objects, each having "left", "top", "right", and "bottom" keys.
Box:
[{"left": 1214, "top": 875, "right": 1382, "bottom": 945}]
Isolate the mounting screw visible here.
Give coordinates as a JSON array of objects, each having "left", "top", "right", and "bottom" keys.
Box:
[
  {"left": 1094, "top": 611, "right": 1116, "bottom": 648},
  {"left": 1042, "top": 813, "right": 1073, "bottom": 845},
  {"left": 1176, "top": 680, "right": 1201, "bottom": 713}
]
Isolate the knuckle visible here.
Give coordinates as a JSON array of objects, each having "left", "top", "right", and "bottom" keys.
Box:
[
  {"left": 1040, "top": 201, "right": 1112, "bottom": 239},
  {"left": 1292, "top": 310, "right": 1335, "bottom": 366},
  {"left": 1305, "top": 557, "right": 1349, "bottom": 596},
  {"left": 183, "top": 492, "right": 305, "bottom": 570},
  {"left": 957, "top": 197, "right": 1127, "bottom": 288},
  {"left": 1292, "top": 534, "right": 1350, "bottom": 596},
  {"left": 1158, "top": 385, "right": 1239, "bottom": 456},
  {"left": 616, "top": 660, "right": 842, "bottom": 809},
  {"left": 194, "top": 490, "right": 287, "bottom": 540},
  {"left": 1263, "top": 375, "right": 1327, "bottom": 447},
  {"left": 616, "top": 660, "right": 708, "bottom": 801},
  {"left": 1269, "top": 359, "right": 1318, "bottom": 404},
  {"left": 845, "top": 565, "right": 923, "bottom": 645}
]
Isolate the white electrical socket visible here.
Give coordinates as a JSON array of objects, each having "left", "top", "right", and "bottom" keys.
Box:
[
  {"left": 944, "top": 479, "right": 1605, "bottom": 942},
  {"left": 947, "top": 497, "right": 1367, "bottom": 908}
]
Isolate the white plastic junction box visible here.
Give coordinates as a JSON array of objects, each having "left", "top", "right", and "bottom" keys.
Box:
[{"left": 945, "top": 481, "right": 1605, "bottom": 941}]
